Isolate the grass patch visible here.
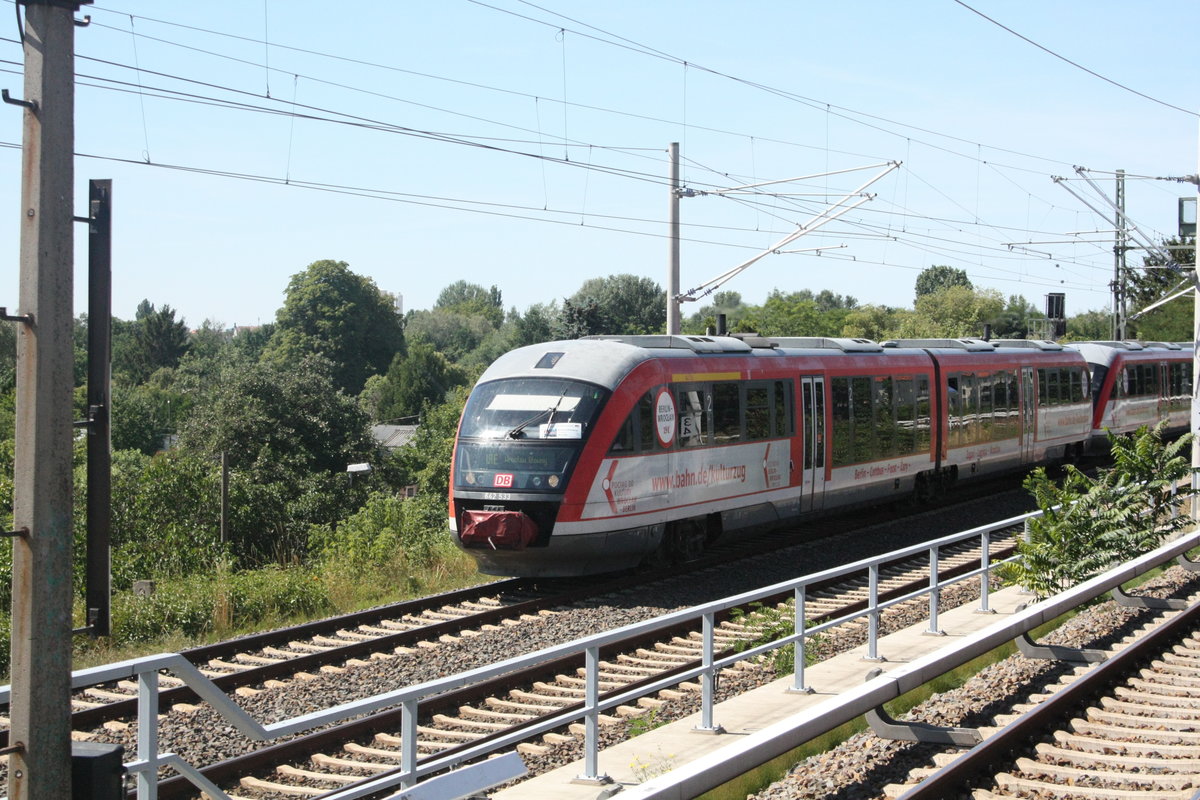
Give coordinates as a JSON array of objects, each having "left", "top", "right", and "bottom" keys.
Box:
[{"left": 27, "top": 550, "right": 490, "bottom": 682}]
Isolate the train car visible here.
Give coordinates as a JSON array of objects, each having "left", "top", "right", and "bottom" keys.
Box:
[
  {"left": 449, "top": 334, "right": 1094, "bottom": 578},
  {"left": 886, "top": 338, "right": 1092, "bottom": 489},
  {"left": 1068, "top": 340, "right": 1193, "bottom": 448}
]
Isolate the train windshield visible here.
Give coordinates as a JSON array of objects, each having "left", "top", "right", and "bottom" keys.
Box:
[
  {"left": 454, "top": 378, "right": 607, "bottom": 494},
  {"left": 458, "top": 377, "right": 606, "bottom": 440}
]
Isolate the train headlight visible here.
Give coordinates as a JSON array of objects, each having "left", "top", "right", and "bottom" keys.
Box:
[
  {"left": 531, "top": 476, "right": 542, "bottom": 487},
  {"left": 465, "top": 472, "right": 477, "bottom": 485},
  {"left": 548, "top": 475, "right": 560, "bottom": 488}
]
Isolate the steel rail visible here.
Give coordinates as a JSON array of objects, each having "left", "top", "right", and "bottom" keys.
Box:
[{"left": 894, "top": 595, "right": 1200, "bottom": 800}]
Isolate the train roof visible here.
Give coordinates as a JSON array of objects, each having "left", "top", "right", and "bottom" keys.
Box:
[
  {"left": 474, "top": 334, "right": 1105, "bottom": 392},
  {"left": 472, "top": 335, "right": 911, "bottom": 391},
  {"left": 1068, "top": 340, "right": 1193, "bottom": 368}
]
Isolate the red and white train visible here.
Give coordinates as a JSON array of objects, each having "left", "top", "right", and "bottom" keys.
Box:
[
  {"left": 449, "top": 334, "right": 1193, "bottom": 577},
  {"left": 1069, "top": 340, "right": 1192, "bottom": 446}
]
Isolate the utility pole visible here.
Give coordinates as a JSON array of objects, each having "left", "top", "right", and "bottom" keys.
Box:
[
  {"left": 1192, "top": 122, "right": 1200, "bottom": 519},
  {"left": 1113, "top": 169, "right": 1127, "bottom": 339},
  {"left": 9, "top": 1, "right": 88, "bottom": 797},
  {"left": 666, "top": 142, "right": 681, "bottom": 335}
]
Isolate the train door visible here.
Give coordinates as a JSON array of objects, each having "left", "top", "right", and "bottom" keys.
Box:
[
  {"left": 800, "top": 376, "right": 826, "bottom": 512},
  {"left": 1157, "top": 361, "right": 1168, "bottom": 423},
  {"left": 1020, "top": 366, "right": 1035, "bottom": 463}
]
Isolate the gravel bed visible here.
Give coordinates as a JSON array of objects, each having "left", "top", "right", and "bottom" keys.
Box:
[
  {"left": 74, "top": 489, "right": 1037, "bottom": 794},
  {"left": 747, "top": 564, "right": 1200, "bottom": 800}
]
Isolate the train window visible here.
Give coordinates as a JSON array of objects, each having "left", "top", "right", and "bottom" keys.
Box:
[
  {"left": 874, "top": 376, "right": 896, "bottom": 457},
  {"left": 746, "top": 386, "right": 770, "bottom": 440},
  {"left": 1170, "top": 362, "right": 1193, "bottom": 409},
  {"left": 712, "top": 383, "right": 741, "bottom": 444},
  {"left": 459, "top": 377, "right": 606, "bottom": 440},
  {"left": 677, "top": 388, "right": 707, "bottom": 447},
  {"left": 831, "top": 378, "right": 852, "bottom": 466},
  {"left": 777, "top": 380, "right": 796, "bottom": 439},
  {"left": 989, "top": 373, "right": 1005, "bottom": 438},
  {"left": 607, "top": 391, "right": 660, "bottom": 454},
  {"left": 851, "top": 377, "right": 873, "bottom": 462},
  {"left": 916, "top": 376, "right": 932, "bottom": 453},
  {"left": 946, "top": 375, "right": 961, "bottom": 448},
  {"left": 977, "top": 373, "right": 993, "bottom": 440},
  {"left": 960, "top": 373, "right": 978, "bottom": 444},
  {"left": 637, "top": 391, "right": 656, "bottom": 450},
  {"left": 609, "top": 409, "right": 635, "bottom": 453},
  {"left": 895, "top": 377, "right": 916, "bottom": 455},
  {"left": 1005, "top": 371, "right": 1018, "bottom": 436}
]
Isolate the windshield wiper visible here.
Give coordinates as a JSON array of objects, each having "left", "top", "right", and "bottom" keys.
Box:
[{"left": 507, "top": 389, "right": 568, "bottom": 439}]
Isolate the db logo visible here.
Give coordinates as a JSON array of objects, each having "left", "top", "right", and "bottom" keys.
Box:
[{"left": 493, "top": 473, "right": 515, "bottom": 488}]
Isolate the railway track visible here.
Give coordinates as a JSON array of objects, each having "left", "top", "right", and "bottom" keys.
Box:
[
  {"left": 0, "top": 473, "right": 1029, "bottom": 748},
  {"left": 0, "top": 578, "right": 576, "bottom": 741},
  {"left": 136, "top": 527, "right": 1017, "bottom": 799},
  {"left": 887, "top": 593, "right": 1200, "bottom": 800}
]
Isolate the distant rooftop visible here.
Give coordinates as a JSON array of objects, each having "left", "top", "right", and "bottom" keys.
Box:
[{"left": 372, "top": 424, "right": 418, "bottom": 450}]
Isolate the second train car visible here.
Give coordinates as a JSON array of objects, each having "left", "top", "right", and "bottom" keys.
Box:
[{"left": 449, "top": 334, "right": 1096, "bottom": 577}]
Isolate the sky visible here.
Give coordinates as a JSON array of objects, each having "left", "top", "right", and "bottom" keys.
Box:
[{"left": 1, "top": 0, "right": 1198, "bottom": 331}]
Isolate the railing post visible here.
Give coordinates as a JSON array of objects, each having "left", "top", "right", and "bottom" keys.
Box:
[
  {"left": 790, "top": 584, "right": 813, "bottom": 693},
  {"left": 694, "top": 612, "right": 723, "bottom": 733},
  {"left": 137, "top": 668, "right": 159, "bottom": 800},
  {"left": 926, "top": 545, "right": 942, "bottom": 635},
  {"left": 576, "top": 645, "right": 608, "bottom": 783},
  {"left": 979, "top": 528, "right": 993, "bottom": 613},
  {"left": 400, "top": 698, "right": 418, "bottom": 788},
  {"left": 866, "top": 563, "right": 882, "bottom": 661}
]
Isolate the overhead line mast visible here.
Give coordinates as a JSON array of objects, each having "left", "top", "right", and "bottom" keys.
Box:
[{"left": 8, "top": 1, "right": 91, "bottom": 797}]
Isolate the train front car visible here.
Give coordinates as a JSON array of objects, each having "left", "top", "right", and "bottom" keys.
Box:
[
  {"left": 449, "top": 339, "right": 629, "bottom": 577},
  {"left": 1069, "top": 341, "right": 1193, "bottom": 450}
]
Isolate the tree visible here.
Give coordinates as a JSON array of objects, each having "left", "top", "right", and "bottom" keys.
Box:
[
  {"left": 434, "top": 281, "right": 504, "bottom": 327},
  {"left": 899, "top": 285, "right": 1003, "bottom": 339},
  {"left": 113, "top": 301, "right": 191, "bottom": 383},
  {"left": 1065, "top": 308, "right": 1110, "bottom": 341},
  {"left": 989, "top": 295, "right": 1043, "bottom": 340},
  {"left": 840, "top": 304, "right": 903, "bottom": 340},
  {"left": 557, "top": 296, "right": 611, "bottom": 339},
  {"left": 404, "top": 309, "right": 493, "bottom": 363},
  {"left": 1125, "top": 237, "right": 1195, "bottom": 342},
  {"left": 507, "top": 303, "right": 559, "bottom": 349},
  {"left": 685, "top": 290, "right": 762, "bottom": 335},
  {"left": 188, "top": 319, "right": 230, "bottom": 362},
  {"left": 374, "top": 343, "right": 467, "bottom": 421},
  {"left": 567, "top": 274, "right": 665, "bottom": 335},
  {"left": 111, "top": 381, "right": 188, "bottom": 455},
  {"left": 264, "top": 260, "right": 404, "bottom": 395},
  {"left": 915, "top": 265, "right": 972, "bottom": 302},
  {"left": 745, "top": 290, "right": 821, "bottom": 336},
  {"left": 177, "top": 354, "right": 375, "bottom": 481}
]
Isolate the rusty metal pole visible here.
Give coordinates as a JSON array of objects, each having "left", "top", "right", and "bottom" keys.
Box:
[{"left": 10, "top": 1, "right": 87, "bottom": 797}]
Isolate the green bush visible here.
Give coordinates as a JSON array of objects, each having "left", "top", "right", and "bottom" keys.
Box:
[
  {"left": 109, "top": 565, "right": 331, "bottom": 645},
  {"left": 310, "top": 489, "right": 457, "bottom": 571},
  {"left": 1005, "top": 423, "right": 1197, "bottom": 599}
]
